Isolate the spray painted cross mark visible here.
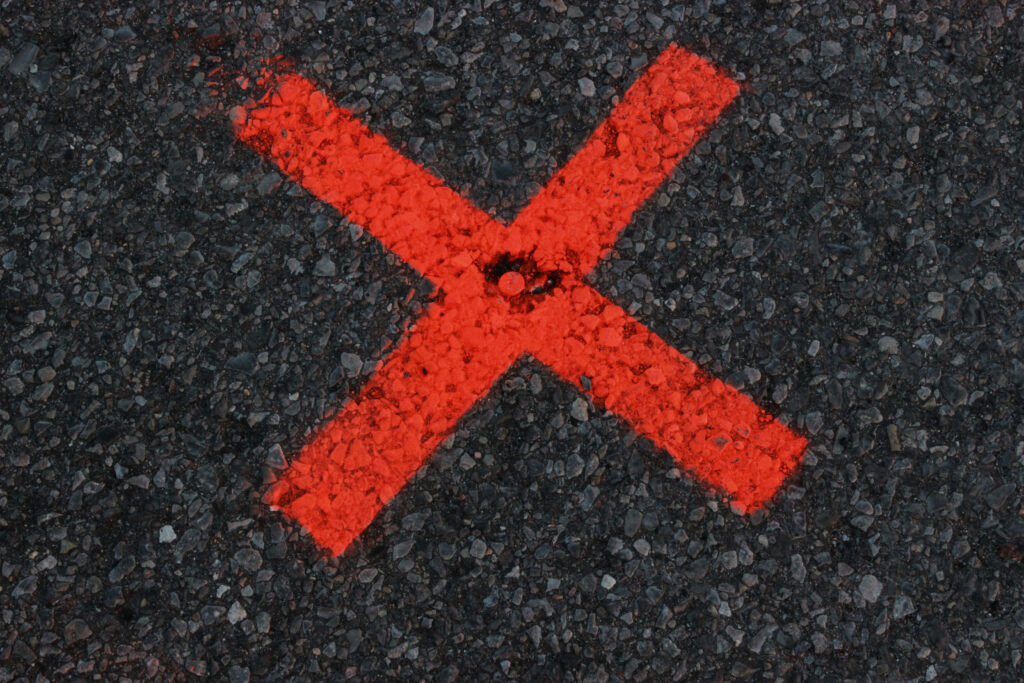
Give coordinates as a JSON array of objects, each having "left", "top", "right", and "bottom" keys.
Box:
[{"left": 234, "top": 45, "right": 806, "bottom": 555}]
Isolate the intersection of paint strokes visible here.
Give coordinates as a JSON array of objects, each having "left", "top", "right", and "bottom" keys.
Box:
[{"left": 235, "top": 45, "right": 807, "bottom": 555}]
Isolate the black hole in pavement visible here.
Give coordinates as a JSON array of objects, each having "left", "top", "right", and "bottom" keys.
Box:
[{"left": 480, "top": 252, "right": 563, "bottom": 297}]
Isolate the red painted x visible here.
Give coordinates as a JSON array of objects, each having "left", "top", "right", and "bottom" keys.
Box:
[{"left": 235, "top": 45, "right": 805, "bottom": 555}]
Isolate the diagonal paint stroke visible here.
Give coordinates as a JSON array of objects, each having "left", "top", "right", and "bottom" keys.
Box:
[{"left": 234, "top": 44, "right": 806, "bottom": 555}]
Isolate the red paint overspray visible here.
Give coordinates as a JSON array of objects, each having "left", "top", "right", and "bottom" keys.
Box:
[{"left": 235, "top": 45, "right": 807, "bottom": 555}]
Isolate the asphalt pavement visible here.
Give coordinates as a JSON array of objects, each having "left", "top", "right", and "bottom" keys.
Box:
[{"left": 1, "top": 1, "right": 1023, "bottom": 680}]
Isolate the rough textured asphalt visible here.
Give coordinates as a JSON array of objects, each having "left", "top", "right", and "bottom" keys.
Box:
[{"left": 1, "top": 1, "right": 1023, "bottom": 680}]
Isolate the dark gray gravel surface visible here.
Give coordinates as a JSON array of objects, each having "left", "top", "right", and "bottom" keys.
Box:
[{"left": 2, "top": 1, "right": 1023, "bottom": 680}]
